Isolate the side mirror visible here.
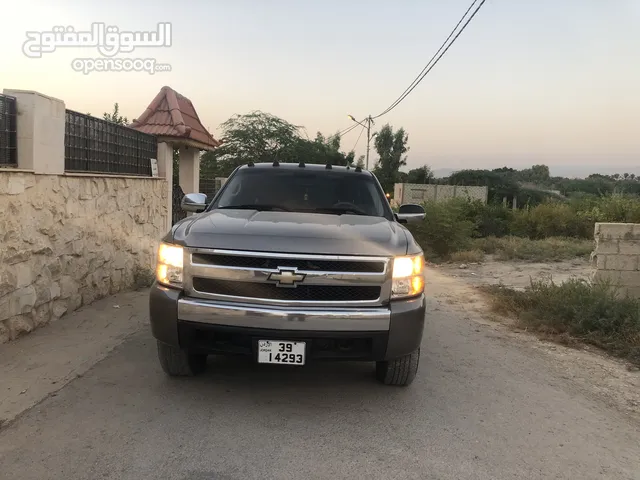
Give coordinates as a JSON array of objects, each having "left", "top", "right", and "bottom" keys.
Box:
[
  {"left": 394, "top": 213, "right": 408, "bottom": 224},
  {"left": 181, "top": 193, "right": 207, "bottom": 213},
  {"left": 396, "top": 204, "right": 425, "bottom": 223}
]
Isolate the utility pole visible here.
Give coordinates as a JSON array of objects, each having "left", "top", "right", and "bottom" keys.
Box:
[
  {"left": 348, "top": 114, "right": 375, "bottom": 170},
  {"left": 365, "top": 116, "right": 373, "bottom": 171}
]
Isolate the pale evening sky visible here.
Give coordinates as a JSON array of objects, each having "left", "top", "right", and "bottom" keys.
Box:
[{"left": 0, "top": 0, "right": 638, "bottom": 173}]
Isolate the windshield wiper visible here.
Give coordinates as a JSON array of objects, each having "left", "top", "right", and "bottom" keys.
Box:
[
  {"left": 218, "top": 204, "right": 291, "bottom": 212},
  {"left": 311, "top": 207, "right": 368, "bottom": 216}
]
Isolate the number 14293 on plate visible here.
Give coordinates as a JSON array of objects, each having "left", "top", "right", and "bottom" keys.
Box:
[{"left": 258, "top": 340, "right": 306, "bottom": 365}]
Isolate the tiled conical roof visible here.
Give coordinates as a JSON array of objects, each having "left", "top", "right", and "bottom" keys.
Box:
[{"left": 129, "top": 86, "right": 220, "bottom": 150}]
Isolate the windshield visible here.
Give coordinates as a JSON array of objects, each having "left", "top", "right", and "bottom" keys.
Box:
[{"left": 210, "top": 168, "right": 392, "bottom": 219}]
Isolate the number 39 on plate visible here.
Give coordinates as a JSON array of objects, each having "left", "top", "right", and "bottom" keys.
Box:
[{"left": 258, "top": 340, "right": 306, "bottom": 365}]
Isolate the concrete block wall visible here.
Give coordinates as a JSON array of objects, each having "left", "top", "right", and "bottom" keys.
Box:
[
  {"left": 591, "top": 222, "right": 640, "bottom": 299},
  {"left": 393, "top": 183, "right": 488, "bottom": 205}
]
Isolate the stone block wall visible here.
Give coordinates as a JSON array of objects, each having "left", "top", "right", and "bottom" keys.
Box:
[
  {"left": 591, "top": 222, "right": 640, "bottom": 299},
  {"left": 0, "top": 172, "right": 168, "bottom": 343}
]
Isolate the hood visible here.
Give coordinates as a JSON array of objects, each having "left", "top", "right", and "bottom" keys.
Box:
[{"left": 169, "top": 209, "right": 410, "bottom": 256}]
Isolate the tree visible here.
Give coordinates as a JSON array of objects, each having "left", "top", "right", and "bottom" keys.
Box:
[
  {"left": 200, "top": 150, "right": 218, "bottom": 178},
  {"left": 355, "top": 155, "right": 365, "bottom": 168},
  {"left": 406, "top": 165, "right": 434, "bottom": 184},
  {"left": 372, "top": 124, "right": 409, "bottom": 193},
  {"left": 527, "top": 164, "right": 550, "bottom": 184},
  {"left": 214, "top": 111, "right": 301, "bottom": 170},
  {"left": 448, "top": 169, "right": 520, "bottom": 203},
  {"left": 298, "top": 132, "right": 353, "bottom": 166},
  {"left": 200, "top": 111, "right": 355, "bottom": 178},
  {"left": 103, "top": 103, "right": 128, "bottom": 125}
]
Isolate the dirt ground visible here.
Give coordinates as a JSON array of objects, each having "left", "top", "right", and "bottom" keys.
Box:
[
  {"left": 426, "top": 257, "right": 640, "bottom": 422},
  {"left": 435, "top": 254, "right": 593, "bottom": 290}
]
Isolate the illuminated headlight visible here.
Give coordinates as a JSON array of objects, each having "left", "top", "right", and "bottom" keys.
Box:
[
  {"left": 391, "top": 254, "right": 425, "bottom": 299},
  {"left": 156, "top": 242, "right": 184, "bottom": 288}
]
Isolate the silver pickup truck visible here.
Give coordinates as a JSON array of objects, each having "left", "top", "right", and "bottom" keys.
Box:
[{"left": 150, "top": 162, "right": 426, "bottom": 386}]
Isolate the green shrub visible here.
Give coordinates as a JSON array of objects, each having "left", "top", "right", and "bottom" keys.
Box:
[
  {"left": 576, "top": 194, "right": 640, "bottom": 225},
  {"left": 483, "top": 278, "right": 640, "bottom": 364},
  {"left": 406, "top": 194, "right": 640, "bottom": 260},
  {"left": 456, "top": 200, "right": 513, "bottom": 238},
  {"left": 407, "top": 200, "right": 474, "bottom": 259},
  {"left": 510, "top": 202, "right": 593, "bottom": 239}
]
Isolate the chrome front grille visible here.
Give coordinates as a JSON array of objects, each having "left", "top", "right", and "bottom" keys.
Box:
[
  {"left": 191, "top": 253, "right": 386, "bottom": 273},
  {"left": 184, "top": 248, "right": 392, "bottom": 307}
]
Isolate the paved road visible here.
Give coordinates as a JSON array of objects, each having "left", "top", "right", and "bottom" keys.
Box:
[{"left": 1, "top": 296, "right": 639, "bottom": 480}]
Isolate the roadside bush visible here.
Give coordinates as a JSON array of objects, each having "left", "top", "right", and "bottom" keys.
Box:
[
  {"left": 576, "top": 194, "right": 640, "bottom": 225},
  {"left": 510, "top": 202, "right": 593, "bottom": 239},
  {"left": 407, "top": 200, "right": 474, "bottom": 260},
  {"left": 482, "top": 278, "right": 640, "bottom": 364},
  {"left": 406, "top": 194, "right": 640, "bottom": 262},
  {"left": 457, "top": 200, "right": 513, "bottom": 238}
]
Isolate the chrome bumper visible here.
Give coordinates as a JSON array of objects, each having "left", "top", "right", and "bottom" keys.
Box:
[{"left": 177, "top": 297, "right": 391, "bottom": 332}]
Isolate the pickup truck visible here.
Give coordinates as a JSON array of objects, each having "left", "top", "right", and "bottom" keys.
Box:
[{"left": 150, "top": 162, "right": 427, "bottom": 386}]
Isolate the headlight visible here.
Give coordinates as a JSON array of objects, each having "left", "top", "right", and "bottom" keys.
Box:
[
  {"left": 391, "top": 253, "right": 424, "bottom": 299},
  {"left": 156, "top": 242, "right": 184, "bottom": 288}
]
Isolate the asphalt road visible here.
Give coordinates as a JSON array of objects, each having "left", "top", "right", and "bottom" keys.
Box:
[{"left": 1, "top": 296, "right": 639, "bottom": 480}]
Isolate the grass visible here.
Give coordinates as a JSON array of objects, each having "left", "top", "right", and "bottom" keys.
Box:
[
  {"left": 471, "top": 236, "right": 594, "bottom": 262},
  {"left": 449, "top": 249, "right": 485, "bottom": 263},
  {"left": 481, "top": 278, "right": 640, "bottom": 365}
]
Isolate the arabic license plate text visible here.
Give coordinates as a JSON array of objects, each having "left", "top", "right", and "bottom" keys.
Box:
[{"left": 257, "top": 340, "right": 306, "bottom": 365}]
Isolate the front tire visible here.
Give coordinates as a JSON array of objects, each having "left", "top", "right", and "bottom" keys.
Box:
[
  {"left": 157, "top": 341, "right": 207, "bottom": 376},
  {"left": 376, "top": 348, "right": 420, "bottom": 386}
]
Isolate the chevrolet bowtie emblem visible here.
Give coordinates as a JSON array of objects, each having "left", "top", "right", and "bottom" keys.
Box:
[{"left": 267, "top": 268, "right": 306, "bottom": 288}]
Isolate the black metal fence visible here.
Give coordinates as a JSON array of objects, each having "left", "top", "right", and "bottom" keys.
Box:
[
  {"left": 64, "top": 110, "right": 156, "bottom": 175},
  {"left": 0, "top": 94, "right": 17, "bottom": 166},
  {"left": 200, "top": 178, "right": 218, "bottom": 199}
]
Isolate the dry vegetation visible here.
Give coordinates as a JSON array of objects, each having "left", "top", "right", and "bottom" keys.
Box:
[
  {"left": 481, "top": 279, "right": 640, "bottom": 366},
  {"left": 408, "top": 196, "right": 640, "bottom": 364}
]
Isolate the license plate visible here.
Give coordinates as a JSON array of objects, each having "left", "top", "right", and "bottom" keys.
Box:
[{"left": 257, "top": 340, "right": 306, "bottom": 365}]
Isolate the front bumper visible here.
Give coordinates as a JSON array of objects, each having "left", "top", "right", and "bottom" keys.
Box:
[{"left": 150, "top": 282, "right": 426, "bottom": 361}]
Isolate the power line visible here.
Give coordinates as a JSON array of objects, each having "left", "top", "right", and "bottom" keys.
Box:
[
  {"left": 374, "top": 0, "right": 479, "bottom": 118},
  {"left": 336, "top": 123, "right": 360, "bottom": 137},
  {"left": 351, "top": 125, "right": 366, "bottom": 152},
  {"left": 372, "top": 0, "right": 486, "bottom": 120}
]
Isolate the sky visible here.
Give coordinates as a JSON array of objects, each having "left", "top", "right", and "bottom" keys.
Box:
[{"left": 1, "top": 0, "right": 638, "bottom": 174}]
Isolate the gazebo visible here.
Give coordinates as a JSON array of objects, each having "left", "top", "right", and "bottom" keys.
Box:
[{"left": 130, "top": 86, "right": 220, "bottom": 229}]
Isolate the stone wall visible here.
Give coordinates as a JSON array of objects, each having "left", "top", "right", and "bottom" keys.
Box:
[
  {"left": 591, "top": 222, "right": 640, "bottom": 299},
  {"left": 0, "top": 172, "right": 168, "bottom": 343},
  {"left": 393, "top": 183, "right": 488, "bottom": 205}
]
